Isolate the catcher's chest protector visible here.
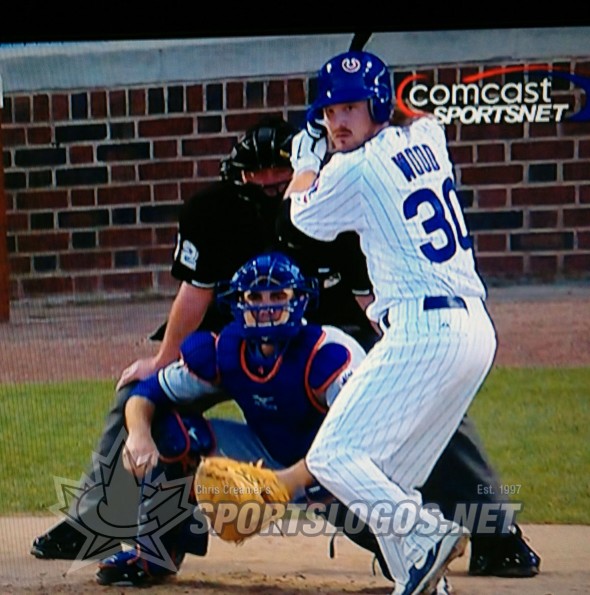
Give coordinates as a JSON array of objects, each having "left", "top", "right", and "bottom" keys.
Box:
[{"left": 216, "top": 324, "right": 326, "bottom": 466}]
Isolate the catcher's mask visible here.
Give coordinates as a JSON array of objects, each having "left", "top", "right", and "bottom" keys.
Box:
[
  {"left": 220, "top": 118, "right": 296, "bottom": 198},
  {"left": 307, "top": 50, "right": 393, "bottom": 135},
  {"left": 217, "top": 252, "right": 318, "bottom": 346}
]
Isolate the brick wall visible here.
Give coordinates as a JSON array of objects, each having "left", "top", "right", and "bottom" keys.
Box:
[
  {"left": 429, "top": 60, "right": 590, "bottom": 283},
  {"left": 2, "top": 58, "right": 590, "bottom": 301}
]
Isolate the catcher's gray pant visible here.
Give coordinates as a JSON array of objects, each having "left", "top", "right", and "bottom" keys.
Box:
[{"left": 208, "top": 419, "right": 282, "bottom": 467}]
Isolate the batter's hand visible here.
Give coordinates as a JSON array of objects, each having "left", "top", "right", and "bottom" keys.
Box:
[
  {"left": 290, "top": 129, "right": 327, "bottom": 175},
  {"left": 116, "top": 356, "right": 160, "bottom": 391},
  {"left": 123, "top": 431, "right": 160, "bottom": 477}
]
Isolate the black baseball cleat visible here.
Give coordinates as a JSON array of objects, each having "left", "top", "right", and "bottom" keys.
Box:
[
  {"left": 469, "top": 524, "right": 541, "bottom": 577},
  {"left": 96, "top": 549, "right": 184, "bottom": 586},
  {"left": 31, "top": 521, "right": 87, "bottom": 560},
  {"left": 31, "top": 520, "right": 121, "bottom": 560}
]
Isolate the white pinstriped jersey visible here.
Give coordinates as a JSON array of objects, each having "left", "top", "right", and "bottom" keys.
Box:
[{"left": 291, "top": 117, "right": 487, "bottom": 322}]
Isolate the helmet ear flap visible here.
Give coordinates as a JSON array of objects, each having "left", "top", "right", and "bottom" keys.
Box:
[
  {"left": 368, "top": 70, "right": 394, "bottom": 123},
  {"left": 370, "top": 91, "right": 393, "bottom": 123}
]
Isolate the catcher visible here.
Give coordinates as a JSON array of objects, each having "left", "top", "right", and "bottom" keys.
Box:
[{"left": 95, "top": 252, "right": 393, "bottom": 586}]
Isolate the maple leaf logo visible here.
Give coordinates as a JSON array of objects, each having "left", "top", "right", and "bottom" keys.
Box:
[{"left": 50, "top": 428, "right": 194, "bottom": 573}]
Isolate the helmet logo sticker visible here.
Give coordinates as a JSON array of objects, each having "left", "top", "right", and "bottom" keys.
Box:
[{"left": 342, "top": 57, "right": 361, "bottom": 73}]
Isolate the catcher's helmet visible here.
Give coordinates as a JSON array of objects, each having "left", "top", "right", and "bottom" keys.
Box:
[
  {"left": 308, "top": 50, "right": 393, "bottom": 129},
  {"left": 218, "top": 252, "right": 318, "bottom": 343},
  {"left": 220, "top": 118, "right": 297, "bottom": 185}
]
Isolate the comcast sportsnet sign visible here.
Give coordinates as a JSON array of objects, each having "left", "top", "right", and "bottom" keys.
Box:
[{"left": 396, "top": 65, "right": 590, "bottom": 124}]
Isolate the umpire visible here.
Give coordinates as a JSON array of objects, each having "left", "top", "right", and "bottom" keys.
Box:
[{"left": 31, "top": 117, "right": 539, "bottom": 579}]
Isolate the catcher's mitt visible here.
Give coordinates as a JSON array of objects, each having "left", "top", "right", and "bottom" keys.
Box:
[{"left": 194, "top": 456, "right": 291, "bottom": 543}]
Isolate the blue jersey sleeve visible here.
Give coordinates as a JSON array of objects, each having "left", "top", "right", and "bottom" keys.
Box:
[
  {"left": 130, "top": 374, "right": 171, "bottom": 407},
  {"left": 130, "top": 331, "right": 220, "bottom": 408},
  {"left": 308, "top": 342, "right": 351, "bottom": 392},
  {"left": 307, "top": 326, "right": 365, "bottom": 408},
  {"left": 180, "top": 331, "right": 218, "bottom": 382}
]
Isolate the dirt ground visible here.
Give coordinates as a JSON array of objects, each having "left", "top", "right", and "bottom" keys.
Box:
[{"left": 1, "top": 283, "right": 589, "bottom": 594}]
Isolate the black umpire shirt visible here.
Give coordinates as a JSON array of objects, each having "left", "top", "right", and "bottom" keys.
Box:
[{"left": 168, "top": 180, "right": 378, "bottom": 349}]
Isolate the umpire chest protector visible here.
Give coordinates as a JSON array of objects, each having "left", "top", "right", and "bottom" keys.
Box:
[{"left": 216, "top": 323, "right": 327, "bottom": 467}]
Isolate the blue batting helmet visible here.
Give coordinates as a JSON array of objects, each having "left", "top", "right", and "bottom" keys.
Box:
[
  {"left": 217, "top": 252, "right": 318, "bottom": 343},
  {"left": 307, "top": 50, "right": 393, "bottom": 130}
]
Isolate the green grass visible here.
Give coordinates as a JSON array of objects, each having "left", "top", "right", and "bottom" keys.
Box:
[
  {"left": 467, "top": 367, "right": 590, "bottom": 525},
  {"left": 0, "top": 381, "right": 244, "bottom": 514},
  {"left": 0, "top": 380, "right": 116, "bottom": 512},
  {"left": 1, "top": 368, "right": 588, "bottom": 523}
]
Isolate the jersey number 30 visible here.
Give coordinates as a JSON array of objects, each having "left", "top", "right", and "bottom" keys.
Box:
[{"left": 403, "top": 177, "right": 472, "bottom": 264}]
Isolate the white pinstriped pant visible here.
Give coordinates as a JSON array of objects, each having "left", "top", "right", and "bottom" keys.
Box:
[{"left": 305, "top": 296, "right": 497, "bottom": 584}]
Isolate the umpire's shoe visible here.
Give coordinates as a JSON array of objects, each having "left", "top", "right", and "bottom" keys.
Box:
[
  {"left": 391, "top": 523, "right": 469, "bottom": 595},
  {"left": 31, "top": 520, "right": 115, "bottom": 560},
  {"left": 469, "top": 524, "right": 540, "bottom": 577},
  {"left": 96, "top": 548, "right": 184, "bottom": 587}
]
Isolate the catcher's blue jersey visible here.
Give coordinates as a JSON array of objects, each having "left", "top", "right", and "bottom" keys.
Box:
[
  {"left": 215, "top": 323, "right": 327, "bottom": 466},
  {"left": 134, "top": 322, "right": 363, "bottom": 468}
]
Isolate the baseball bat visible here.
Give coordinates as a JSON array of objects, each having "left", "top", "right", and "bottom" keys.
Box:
[{"left": 349, "top": 32, "right": 372, "bottom": 52}]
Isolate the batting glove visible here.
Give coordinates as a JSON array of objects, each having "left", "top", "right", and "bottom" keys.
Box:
[
  {"left": 290, "top": 129, "right": 327, "bottom": 175},
  {"left": 306, "top": 117, "right": 327, "bottom": 140}
]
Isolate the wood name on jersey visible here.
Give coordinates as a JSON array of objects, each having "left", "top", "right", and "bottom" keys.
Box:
[{"left": 391, "top": 144, "right": 441, "bottom": 182}]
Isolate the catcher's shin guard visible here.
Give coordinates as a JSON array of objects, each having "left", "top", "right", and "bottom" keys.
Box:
[
  {"left": 142, "top": 410, "right": 214, "bottom": 560},
  {"left": 152, "top": 409, "right": 214, "bottom": 470}
]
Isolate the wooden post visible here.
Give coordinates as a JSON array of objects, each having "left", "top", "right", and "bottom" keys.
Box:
[{"left": 0, "top": 75, "right": 10, "bottom": 322}]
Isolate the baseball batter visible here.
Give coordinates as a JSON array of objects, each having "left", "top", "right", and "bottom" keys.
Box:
[{"left": 288, "top": 50, "right": 498, "bottom": 595}]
